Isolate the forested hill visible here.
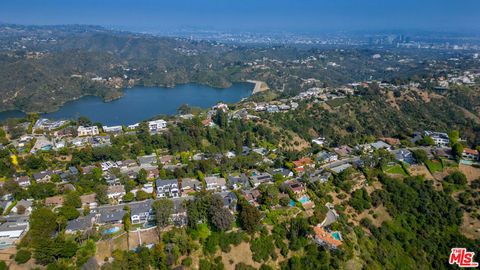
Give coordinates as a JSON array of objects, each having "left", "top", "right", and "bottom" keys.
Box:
[{"left": 0, "top": 24, "right": 478, "bottom": 113}]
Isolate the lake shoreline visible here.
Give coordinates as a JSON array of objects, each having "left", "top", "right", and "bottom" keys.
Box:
[
  {"left": 247, "top": 80, "right": 269, "bottom": 94},
  {"left": 0, "top": 81, "right": 255, "bottom": 115},
  {"left": 0, "top": 83, "right": 254, "bottom": 125}
]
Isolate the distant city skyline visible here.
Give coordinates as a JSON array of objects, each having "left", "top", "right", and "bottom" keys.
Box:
[{"left": 1, "top": 0, "right": 479, "bottom": 33}]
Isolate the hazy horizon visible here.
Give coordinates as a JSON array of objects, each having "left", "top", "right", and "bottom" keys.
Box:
[{"left": 1, "top": 0, "right": 479, "bottom": 34}]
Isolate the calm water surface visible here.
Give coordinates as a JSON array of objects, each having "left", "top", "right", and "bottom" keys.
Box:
[{"left": 0, "top": 83, "right": 252, "bottom": 125}]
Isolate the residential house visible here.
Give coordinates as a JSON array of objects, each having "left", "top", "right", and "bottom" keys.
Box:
[
  {"left": 141, "top": 183, "right": 154, "bottom": 194},
  {"left": 33, "top": 170, "right": 54, "bottom": 183},
  {"left": 271, "top": 168, "right": 294, "bottom": 178},
  {"left": 317, "top": 151, "right": 338, "bottom": 164},
  {"left": 15, "top": 176, "right": 31, "bottom": 188},
  {"left": 81, "top": 165, "right": 96, "bottom": 175},
  {"left": 159, "top": 155, "right": 174, "bottom": 165},
  {"left": 312, "top": 226, "right": 342, "bottom": 249},
  {"left": 127, "top": 123, "right": 139, "bottom": 130},
  {"left": 107, "top": 185, "right": 126, "bottom": 200},
  {"left": 370, "top": 141, "right": 391, "bottom": 151},
  {"left": 292, "top": 157, "right": 314, "bottom": 173},
  {"left": 355, "top": 144, "right": 373, "bottom": 153},
  {"left": 329, "top": 163, "right": 352, "bottom": 174},
  {"left": 201, "top": 118, "right": 215, "bottom": 127},
  {"left": 138, "top": 154, "right": 157, "bottom": 167},
  {"left": 225, "top": 151, "right": 236, "bottom": 159},
  {"left": 222, "top": 192, "right": 238, "bottom": 211},
  {"left": 101, "top": 161, "right": 118, "bottom": 171},
  {"left": 104, "top": 172, "right": 121, "bottom": 186},
  {"left": 252, "top": 148, "right": 267, "bottom": 156},
  {"left": 69, "top": 166, "right": 79, "bottom": 175},
  {"left": 155, "top": 179, "right": 180, "bottom": 198},
  {"left": 334, "top": 146, "right": 353, "bottom": 157},
  {"left": 249, "top": 172, "right": 273, "bottom": 187},
  {"left": 96, "top": 207, "right": 126, "bottom": 224},
  {"left": 102, "top": 125, "right": 123, "bottom": 134},
  {"left": 462, "top": 148, "right": 479, "bottom": 161},
  {"left": 80, "top": 194, "right": 98, "bottom": 208},
  {"left": 266, "top": 105, "right": 280, "bottom": 113},
  {"left": 130, "top": 200, "right": 154, "bottom": 224},
  {"left": 12, "top": 199, "right": 32, "bottom": 215},
  {"left": 66, "top": 213, "right": 96, "bottom": 234},
  {"left": 180, "top": 178, "right": 202, "bottom": 195},
  {"left": 424, "top": 131, "right": 450, "bottom": 147},
  {"left": 77, "top": 126, "right": 99, "bottom": 137},
  {"left": 227, "top": 174, "right": 249, "bottom": 189},
  {"left": 148, "top": 120, "right": 167, "bottom": 133},
  {"left": 242, "top": 189, "right": 261, "bottom": 205},
  {"left": 119, "top": 159, "right": 137, "bottom": 169},
  {"left": 144, "top": 167, "right": 159, "bottom": 179},
  {"left": 311, "top": 137, "right": 326, "bottom": 146},
  {"left": 171, "top": 198, "right": 189, "bottom": 227},
  {"left": 71, "top": 137, "right": 87, "bottom": 147},
  {"left": 0, "top": 221, "right": 29, "bottom": 246},
  {"left": 45, "top": 195, "right": 64, "bottom": 207},
  {"left": 89, "top": 136, "right": 111, "bottom": 148},
  {"left": 380, "top": 137, "right": 400, "bottom": 146},
  {"left": 205, "top": 176, "right": 227, "bottom": 192},
  {"left": 393, "top": 149, "right": 415, "bottom": 164},
  {"left": 309, "top": 170, "right": 332, "bottom": 184},
  {"left": 284, "top": 180, "right": 306, "bottom": 195}
]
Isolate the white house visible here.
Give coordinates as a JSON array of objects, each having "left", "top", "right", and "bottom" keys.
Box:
[
  {"left": 127, "top": 123, "right": 140, "bottom": 130},
  {"left": 424, "top": 131, "right": 450, "bottom": 147},
  {"left": 77, "top": 126, "right": 99, "bottom": 137},
  {"left": 103, "top": 125, "right": 123, "bottom": 133},
  {"left": 107, "top": 185, "right": 126, "bottom": 200},
  {"left": 155, "top": 179, "right": 179, "bottom": 198},
  {"left": 148, "top": 120, "right": 167, "bottom": 132},
  {"left": 205, "top": 176, "right": 227, "bottom": 192},
  {"left": 312, "top": 137, "right": 326, "bottom": 146}
]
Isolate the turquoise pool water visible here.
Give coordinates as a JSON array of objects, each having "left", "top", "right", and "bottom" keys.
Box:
[
  {"left": 331, "top": 231, "right": 342, "bottom": 241},
  {"left": 299, "top": 196, "right": 310, "bottom": 203},
  {"left": 290, "top": 196, "right": 310, "bottom": 206},
  {"left": 0, "top": 242, "right": 12, "bottom": 249},
  {"left": 41, "top": 145, "right": 52, "bottom": 151},
  {"left": 103, "top": 227, "right": 121, "bottom": 235}
]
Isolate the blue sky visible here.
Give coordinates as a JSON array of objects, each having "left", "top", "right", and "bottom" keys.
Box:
[{"left": 1, "top": 0, "right": 479, "bottom": 33}]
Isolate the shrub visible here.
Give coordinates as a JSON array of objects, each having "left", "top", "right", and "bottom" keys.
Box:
[
  {"left": 182, "top": 257, "right": 192, "bottom": 267},
  {"left": 15, "top": 249, "right": 31, "bottom": 264},
  {"left": 444, "top": 171, "right": 467, "bottom": 185}
]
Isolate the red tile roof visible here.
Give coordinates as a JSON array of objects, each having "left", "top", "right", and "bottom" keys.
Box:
[
  {"left": 293, "top": 157, "right": 313, "bottom": 168},
  {"left": 313, "top": 226, "right": 342, "bottom": 248},
  {"left": 463, "top": 148, "right": 479, "bottom": 155},
  {"left": 380, "top": 137, "right": 400, "bottom": 146}
]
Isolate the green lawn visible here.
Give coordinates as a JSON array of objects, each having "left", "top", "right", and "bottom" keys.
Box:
[
  {"left": 425, "top": 160, "right": 443, "bottom": 173},
  {"left": 383, "top": 164, "right": 408, "bottom": 176},
  {"left": 441, "top": 158, "right": 458, "bottom": 168}
]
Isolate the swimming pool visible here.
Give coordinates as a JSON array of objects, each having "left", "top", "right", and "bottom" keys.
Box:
[
  {"left": 289, "top": 196, "right": 311, "bottom": 206},
  {"left": 103, "top": 226, "right": 121, "bottom": 235},
  {"left": 331, "top": 231, "right": 342, "bottom": 241},
  {"left": 299, "top": 196, "right": 310, "bottom": 204}
]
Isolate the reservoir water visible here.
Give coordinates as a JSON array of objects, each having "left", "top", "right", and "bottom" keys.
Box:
[{"left": 0, "top": 83, "right": 253, "bottom": 125}]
